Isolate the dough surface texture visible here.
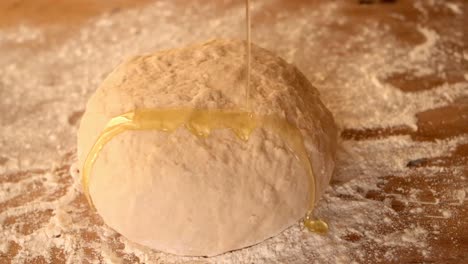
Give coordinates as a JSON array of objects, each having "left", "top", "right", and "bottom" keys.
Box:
[{"left": 77, "top": 39, "right": 337, "bottom": 256}]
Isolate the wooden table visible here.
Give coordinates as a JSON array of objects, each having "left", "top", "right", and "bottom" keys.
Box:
[{"left": 0, "top": 0, "right": 466, "bottom": 263}]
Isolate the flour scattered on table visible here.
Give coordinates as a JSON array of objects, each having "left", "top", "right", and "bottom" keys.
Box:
[{"left": 0, "top": 0, "right": 466, "bottom": 263}]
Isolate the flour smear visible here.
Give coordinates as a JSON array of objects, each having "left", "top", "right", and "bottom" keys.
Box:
[{"left": 0, "top": 0, "right": 466, "bottom": 263}]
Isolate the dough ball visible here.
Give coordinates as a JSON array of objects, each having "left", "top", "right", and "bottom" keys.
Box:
[{"left": 77, "top": 39, "right": 337, "bottom": 256}]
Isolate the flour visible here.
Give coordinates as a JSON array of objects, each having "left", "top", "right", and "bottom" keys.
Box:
[
  {"left": 409, "top": 26, "right": 439, "bottom": 62},
  {"left": 445, "top": 2, "right": 463, "bottom": 15},
  {"left": 454, "top": 189, "right": 466, "bottom": 205},
  {"left": 0, "top": 0, "right": 466, "bottom": 263},
  {"left": 0, "top": 25, "right": 44, "bottom": 44}
]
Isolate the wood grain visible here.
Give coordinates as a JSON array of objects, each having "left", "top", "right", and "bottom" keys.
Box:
[{"left": 0, "top": 0, "right": 466, "bottom": 263}]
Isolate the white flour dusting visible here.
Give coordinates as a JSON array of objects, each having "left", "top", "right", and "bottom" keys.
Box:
[
  {"left": 445, "top": 2, "right": 463, "bottom": 15},
  {"left": 409, "top": 26, "right": 439, "bottom": 62},
  {"left": 0, "top": 0, "right": 466, "bottom": 263}
]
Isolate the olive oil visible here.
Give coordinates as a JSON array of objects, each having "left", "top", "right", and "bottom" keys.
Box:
[
  {"left": 82, "top": 108, "right": 316, "bottom": 215},
  {"left": 245, "top": 0, "right": 252, "bottom": 111}
]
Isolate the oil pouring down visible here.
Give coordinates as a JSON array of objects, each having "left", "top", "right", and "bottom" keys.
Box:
[{"left": 77, "top": 2, "right": 337, "bottom": 258}]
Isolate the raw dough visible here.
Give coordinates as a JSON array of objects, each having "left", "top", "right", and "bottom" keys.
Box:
[{"left": 77, "top": 39, "right": 337, "bottom": 256}]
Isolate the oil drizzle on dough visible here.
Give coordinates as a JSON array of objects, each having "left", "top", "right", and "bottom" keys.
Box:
[
  {"left": 245, "top": 0, "right": 251, "bottom": 111},
  {"left": 81, "top": 109, "right": 318, "bottom": 227},
  {"left": 82, "top": 0, "right": 326, "bottom": 235}
]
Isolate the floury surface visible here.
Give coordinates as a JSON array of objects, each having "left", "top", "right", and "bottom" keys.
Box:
[{"left": 0, "top": 0, "right": 466, "bottom": 263}]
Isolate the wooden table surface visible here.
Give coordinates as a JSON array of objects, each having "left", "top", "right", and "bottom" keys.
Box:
[{"left": 0, "top": 0, "right": 466, "bottom": 263}]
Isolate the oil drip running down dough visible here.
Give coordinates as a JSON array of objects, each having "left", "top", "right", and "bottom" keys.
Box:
[{"left": 77, "top": 40, "right": 337, "bottom": 256}]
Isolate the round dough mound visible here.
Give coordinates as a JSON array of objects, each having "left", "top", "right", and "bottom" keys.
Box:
[{"left": 77, "top": 39, "right": 337, "bottom": 256}]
